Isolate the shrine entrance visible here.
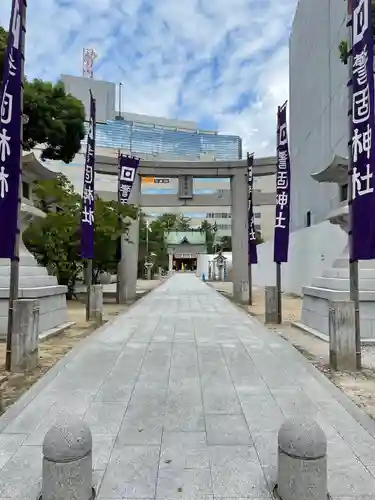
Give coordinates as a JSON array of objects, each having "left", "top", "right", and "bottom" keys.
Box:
[
  {"left": 95, "top": 153, "right": 276, "bottom": 304},
  {"left": 166, "top": 231, "right": 205, "bottom": 273},
  {"left": 173, "top": 255, "right": 197, "bottom": 272}
]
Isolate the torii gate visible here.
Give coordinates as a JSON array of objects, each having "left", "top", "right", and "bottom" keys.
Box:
[{"left": 95, "top": 153, "right": 276, "bottom": 304}]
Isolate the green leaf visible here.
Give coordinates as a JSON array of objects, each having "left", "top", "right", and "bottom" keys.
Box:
[{"left": 23, "top": 177, "right": 137, "bottom": 293}]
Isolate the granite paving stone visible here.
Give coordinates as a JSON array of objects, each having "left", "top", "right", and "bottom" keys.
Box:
[
  {"left": 0, "top": 274, "right": 375, "bottom": 498},
  {"left": 206, "top": 414, "right": 252, "bottom": 445}
]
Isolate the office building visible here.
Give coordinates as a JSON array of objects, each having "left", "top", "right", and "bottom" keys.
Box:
[
  {"left": 289, "top": 0, "right": 347, "bottom": 231},
  {"left": 46, "top": 74, "right": 276, "bottom": 240}
]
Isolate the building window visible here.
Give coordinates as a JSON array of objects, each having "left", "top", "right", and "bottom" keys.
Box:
[
  {"left": 340, "top": 184, "right": 348, "bottom": 202},
  {"left": 306, "top": 211, "right": 311, "bottom": 227},
  {"left": 22, "top": 181, "right": 30, "bottom": 199},
  {"left": 254, "top": 212, "right": 261, "bottom": 219}
]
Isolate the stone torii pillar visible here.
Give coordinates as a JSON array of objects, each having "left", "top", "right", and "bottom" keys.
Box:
[
  {"left": 118, "top": 173, "right": 141, "bottom": 303},
  {"left": 231, "top": 168, "right": 249, "bottom": 303}
]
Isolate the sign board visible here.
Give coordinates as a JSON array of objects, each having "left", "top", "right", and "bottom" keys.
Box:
[{"left": 142, "top": 177, "right": 170, "bottom": 184}]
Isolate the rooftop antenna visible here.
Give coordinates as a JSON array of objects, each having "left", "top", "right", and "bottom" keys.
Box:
[{"left": 82, "top": 48, "right": 98, "bottom": 78}]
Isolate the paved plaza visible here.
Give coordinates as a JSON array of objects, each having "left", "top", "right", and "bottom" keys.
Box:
[{"left": 0, "top": 274, "right": 375, "bottom": 498}]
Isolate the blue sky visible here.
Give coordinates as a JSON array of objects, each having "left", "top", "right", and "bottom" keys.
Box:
[{"left": 0, "top": 0, "right": 297, "bottom": 155}]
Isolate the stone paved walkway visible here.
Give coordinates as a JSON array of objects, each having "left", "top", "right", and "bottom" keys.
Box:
[{"left": 1, "top": 274, "right": 375, "bottom": 499}]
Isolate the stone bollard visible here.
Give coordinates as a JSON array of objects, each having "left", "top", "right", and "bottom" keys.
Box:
[
  {"left": 329, "top": 300, "right": 357, "bottom": 371},
  {"left": 41, "top": 419, "right": 94, "bottom": 500},
  {"left": 277, "top": 418, "right": 328, "bottom": 500},
  {"left": 89, "top": 284, "right": 103, "bottom": 325},
  {"left": 265, "top": 286, "right": 278, "bottom": 324}
]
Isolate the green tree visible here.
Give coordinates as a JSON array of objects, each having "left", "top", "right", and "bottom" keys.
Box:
[
  {"left": 0, "top": 27, "right": 85, "bottom": 163},
  {"left": 23, "top": 174, "right": 137, "bottom": 298},
  {"left": 339, "top": 0, "right": 375, "bottom": 64},
  {"left": 138, "top": 213, "right": 193, "bottom": 275},
  {"left": 155, "top": 212, "right": 191, "bottom": 231},
  {"left": 139, "top": 215, "right": 168, "bottom": 275},
  {"left": 199, "top": 220, "right": 215, "bottom": 253},
  {"left": 219, "top": 235, "right": 232, "bottom": 251},
  {"left": 0, "top": 26, "right": 6, "bottom": 79},
  {"left": 255, "top": 230, "right": 264, "bottom": 245}
]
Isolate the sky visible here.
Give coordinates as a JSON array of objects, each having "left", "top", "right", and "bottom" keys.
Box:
[{"left": 0, "top": 0, "right": 298, "bottom": 156}]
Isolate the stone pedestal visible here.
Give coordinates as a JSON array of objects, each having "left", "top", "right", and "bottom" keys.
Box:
[
  {"left": 329, "top": 300, "right": 357, "bottom": 371},
  {"left": 299, "top": 203, "right": 375, "bottom": 341},
  {"left": 0, "top": 202, "right": 68, "bottom": 340},
  {"left": 265, "top": 286, "right": 278, "bottom": 324},
  {"left": 118, "top": 175, "right": 141, "bottom": 304},
  {"left": 88, "top": 285, "right": 103, "bottom": 325},
  {"left": 231, "top": 170, "right": 249, "bottom": 303},
  {"left": 11, "top": 299, "right": 39, "bottom": 372},
  {"left": 168, "top": 252, "right": 173, "bottom": 274}
]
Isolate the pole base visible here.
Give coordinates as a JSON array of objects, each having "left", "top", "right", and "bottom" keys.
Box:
[{"left": 38, "top": 487, "right": 96, "bottom": 500}]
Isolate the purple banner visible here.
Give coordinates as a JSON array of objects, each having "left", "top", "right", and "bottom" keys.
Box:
[
  {"left": 247, "top": 152, "right": 258, "bottom": 264},
  {"left": 0, "top": 0, "right": 24, "bottom": 258},
  {"left": 80, "top": 91, "right": 96, "bottom": 259},
  {"left": 274, "top": 102, "right": 291, "bottom": 263},
  {"left": 349, "top": 0, "right": 375, "bottom": 260},
  {"left": 118, "top": 154, "right": 140, "bottom": 204}
]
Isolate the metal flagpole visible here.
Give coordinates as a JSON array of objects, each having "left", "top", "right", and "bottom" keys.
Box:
[
  {"left": 248, "top": 262, "right": 252, "bottom": 305},
  {"left": 146, "top": 220, "right": 149, "bottom": 255},
  {"left": 119, "top": 82, "right": 122, "bottom": 118},
  {"left": 273, "top": 101, "right": 291, "bottom": 325},
  {"left": 247, "top": 152, "right": 257, "bottom": 305},
  {"left": 276, "top": 262, "right": 282, "bottom": 324},
  {"left": 6, "top": 0, "right": 26, "bottom": 371},
  {"left": 275, "top": 106, "right": 282, "bottom": 324},
  {"left": 347, "top": 1, "right": 361, "bottom": 370},
  {"left": 85, "top": 259, "right": 92, "bottom": 321},
  {"left": 80, "top": 90, "right": 96, "bottom": 322},
  {"left": 116, "top": 149, "right": 121, "bottom": 304}
]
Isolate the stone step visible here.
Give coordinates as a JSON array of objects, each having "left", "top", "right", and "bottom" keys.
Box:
[
  {"left": 333, "top": 257, "right": 375, "bottom": 269},
  {"left": 0, "top": 275, "right": 58, "bottom": 288},
  {"left": 322, "top": 268, "right": 375, "bottom": 279},
  {"left": 312, "top": 276, "right": 375, "bottom": 291},
  {"left": 0, "top": 266, "right": 49, "bottom": 276}
]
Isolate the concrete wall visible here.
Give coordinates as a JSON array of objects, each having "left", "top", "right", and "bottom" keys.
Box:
[
  {"left": 252, "top": 221, "right": 347, "bottom": 295},
  {"left": 289, "top": 0, "right": 347, "bottom": 231}
]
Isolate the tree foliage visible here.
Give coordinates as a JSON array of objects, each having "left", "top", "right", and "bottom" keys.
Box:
[
  {"left": 138, "top": 212, "right": 192, "bottom": 274},
  {"left": 23, "top": 174, "right": 137, "bottom": 298},
  {"left": 0, "top": 26, "right": 86, "bottom": 163},
  {"left": 23, "top": 80, "right": 86, "bottom": 164},
  {"left": 199, "top": 220, "right": 216, "bottom": 254},
  {"left": 0, "top": 26, "right": 6, "bottom": 79},
  {"left": 339, "top": 0, "right": 375, "bottom": 64}
]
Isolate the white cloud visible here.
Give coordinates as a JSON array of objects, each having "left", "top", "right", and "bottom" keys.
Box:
[{"left": 0, "top": 0, "right": 297, "bottom": 156}]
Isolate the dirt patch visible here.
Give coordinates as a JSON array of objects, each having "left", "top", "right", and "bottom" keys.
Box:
[
  {"left": 215, "top": 283, "right": 375, "bottom": 423},
  {"left": 0, "top": 300, "right": 127, "bottom": 413}
]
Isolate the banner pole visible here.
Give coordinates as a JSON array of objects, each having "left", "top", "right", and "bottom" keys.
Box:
[
  {"left": 85, "top": 259, "right": 92, "bottom": 321},
  {"left": 276, "top": 262, "right": 282, "bottom": 324},
  {"left": 275, "top": 105, "right": 282, "bottom": 325},
  {"left": 248, "top": 262, "right": 252, "bottom": 305},
  {"left": 6, "top": 1, "right": 26, "bottom": 371},
  {"left": 347, "top": 3, "right": 361, "bottom": 370},
  {"left": 80, "top": 90, "right": 95, "bottom": 322},
  {"left": 116, "top": 149, "right": 121, "bottom": 304}
]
